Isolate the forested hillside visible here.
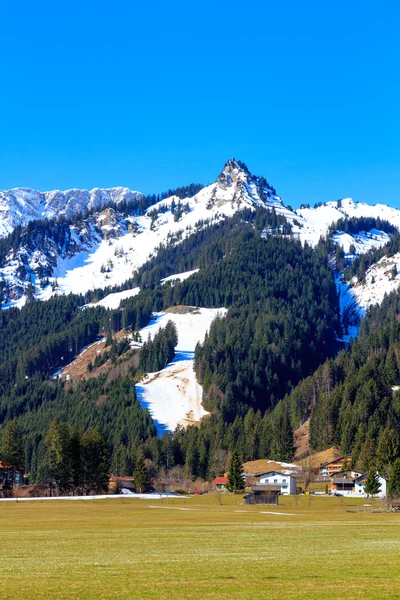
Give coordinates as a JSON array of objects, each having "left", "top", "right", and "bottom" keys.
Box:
[
  {"left": 0, "top": 202, "right": 345, "bottom": 485},
  {"left": 281, "top": 288, "right": 400, "bottom": 474},
  {"left": 3, "top": 167, "right": 400, "bottom": 491}
]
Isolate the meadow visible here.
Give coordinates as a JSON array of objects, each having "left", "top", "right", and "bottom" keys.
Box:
[{"left": 1, "top": 494, "right": 400, "bottom": 599}]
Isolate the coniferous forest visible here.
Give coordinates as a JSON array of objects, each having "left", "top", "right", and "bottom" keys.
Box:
[{"left": 1, "top": 204, "right": 400, "bottom": 491}]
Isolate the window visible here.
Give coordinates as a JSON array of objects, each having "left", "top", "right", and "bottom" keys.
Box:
[
  {"left": 282, "top": 479, "right": 286, "bottom": 483},
  {"left": 282, "top": 485, "right": 287, "bottom": 489},
  {"left": 274, "top": 479, "right": 278, "bottom": 483}
]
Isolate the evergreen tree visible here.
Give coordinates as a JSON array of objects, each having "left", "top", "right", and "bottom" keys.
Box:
[
  {"left": 388, "top": 458, "right": 400, "bottom": 497},
  {"left": 226, "top": 450, "right": 245, "bottom": 492},
  {"left": 81, "top": 427, "right": 110, "bottom": 494},
  {"left": 0, "top": 419, "right": 24, "bottom": 468},
  {"left": 376, "top": 428, "right": 399, "bottom": 475},
  {"left": 45, "top": 420, "right": 73, "bottom": 495},
  {"left": 356, "top": 440, "right": 376, "bottom": 473},
  {"left": 133, "top": 454, "right": 150, "bottom": 493},
  {"left": 0, "top": 419, "right": 24, "bottom": 496},
  {"left": 364, "top": 470, "right": 381, "bottom": 497}
]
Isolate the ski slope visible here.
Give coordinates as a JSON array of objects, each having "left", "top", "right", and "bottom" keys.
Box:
[{"left": 135, "top": 307, "right": 227, "bottom": 434}]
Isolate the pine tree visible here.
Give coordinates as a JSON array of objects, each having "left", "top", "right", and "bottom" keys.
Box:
[
  {"left": 226, "top": 449, "right": 245, "bottom": 492},
  {"left": 0, "top": 419, "right": 24, "bottom": 468},
  {"left": 364, "top": 470, "right": 381, "bottom": 497},
  {"left": 376, "top": 428, "right": 399, "bottom": 475},
  {"left": 45, "top": 420, "right": 73, "bottom": 495},
  {"left": 134, "top": 454, "right": 150, "bottom": 493},
  {"left": 388, "top": 458, "right": 400, "bottom": 497},
  {"left": 357, "top": 439, "right": 376, "bottom": 473},
  {"left": 81, "top": 427, "right": 110, "bottom": 494},
  {"left": 0, "top": 419, "right": 24, "bottom": 497}
]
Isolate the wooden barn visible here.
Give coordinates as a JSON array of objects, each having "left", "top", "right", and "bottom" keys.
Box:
[{"left": 244, "top": 484, "right": 280, "bottom": 505}]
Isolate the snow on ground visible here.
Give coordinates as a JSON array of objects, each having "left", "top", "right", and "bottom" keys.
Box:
[
  {"left": 332, "top": 229, "right": 391, "bottom": 255},
  {"left": 85, "top": 287, "right": 140, "bottom": 310},
  {"left": 135, "top": 307, "right": 227, "bottom": 434},
  {"left": 160, "top": 269, "right": 199, "bottom": 285},
  {"left": 335, "top": 274, "right": 363, "bottom": 342},
  {"left": 352, "top": 252, "right": 400, "bottom": 310},
  {"left": 296, "top": 198, "right": 400, "bottom": 247}
]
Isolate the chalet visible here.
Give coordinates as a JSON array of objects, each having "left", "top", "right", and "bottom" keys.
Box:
[
  {"left": 329, "top": 472, "right": 387, "bottom": 498},
  {"left": 245, "top": 484, "right": 280, "bottom": 505},
  {"left": 109, "top": 476, "right": 135, "bottom": 493},
  {"left": 330, "top": 475, "right": 355, "bottom": 495},
  {"left": 354, "top": 473, "right": 387, "bottom": 498},
  {"left": 212, "top": 477, "right": 228, "bottom": 491},
  {"left": 258, "top": 471, "right": 297, "bottom": 495},
  {"left": 319, "top": 456, "right": 351, "bottom": 477}
]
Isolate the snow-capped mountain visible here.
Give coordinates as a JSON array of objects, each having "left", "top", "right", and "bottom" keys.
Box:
[
  {"left": 0, "top": 159, "right": 292, "bottom": 307},
  {"left": 0, "top": 186, "right": 142, "bottom": 238},
  {"left": 2, "top": 158, "right": 400, "bottom": 313}
]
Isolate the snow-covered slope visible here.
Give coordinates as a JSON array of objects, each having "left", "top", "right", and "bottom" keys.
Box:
[
  {"left": 85, "top": 287, "right": 140, "bottom": 310},
  {"left": 135, "top": 307, "right": 227, "bottom": 434},
  {"left": 296, "top": 198, "right": 400, "bottom": 246},
  {"left": 0, "top": 186, "right": 142, "bottom": 238},
  {"left": 332, "top": 229, "right": 391, "bottom": 255},
  {"left": 351, "top": 253, "right": 400, "bottom": 310},
  {"left": 160, "top": 270, "right": 199, "bottom": 285}
]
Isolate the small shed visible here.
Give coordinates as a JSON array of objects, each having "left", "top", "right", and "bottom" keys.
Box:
[
  {"left": 213, "top": 477, "right": 228, "bottom": 491},
  {"left": 244, "top": 484, "right": 280, "bottom": 505}
]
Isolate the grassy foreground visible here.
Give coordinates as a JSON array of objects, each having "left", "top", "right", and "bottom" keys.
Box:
[{"left": 1, "top": 494, "right": 400, "bottom": 599}]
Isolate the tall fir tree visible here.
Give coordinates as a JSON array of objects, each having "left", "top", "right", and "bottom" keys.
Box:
[
  {"left": 0, "top": 419, "right": 24, "bottom": 497},
  {"left": 134, "top": 453, "right": 150, "bottom": 493},
  {"left": 45, "top": 420, "right": 73, "bottom": 495},
  {"left": 388, "top": 458, "right": 400, "bottom": 497},
  {"left": 227, "top": 449, "right": 245, "bottom": 492},
  {"left": 81, "top": 427, "right": 110, "bottom": 494},
  {"left": 364, "top": 470, "right": 381, "bottom": 497}
]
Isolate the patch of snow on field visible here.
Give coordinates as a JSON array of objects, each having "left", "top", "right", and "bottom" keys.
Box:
[{"left": 136, "top": 308, "right": 227, "bottom": 434}]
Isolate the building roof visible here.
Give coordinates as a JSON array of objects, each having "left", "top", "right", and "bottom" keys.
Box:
[
  {"left": 213, "top": 477, "right": 228, "bottom": 485},
  {"left": 242, "top": 459, "right": 298, "bottom": 477},
  {"left": 259, "top": 470, "right": 294, "bottom": 478},
  {"left": 320, "top": 457, "right": 349, "bottom": 468},
  {"left": 332, "top": 477, "right": 355, "bottom": 484},
  {"left": 0, "top": 461, "right": 23, "bottom": 471},
  {"left": 252, "top": 484, "right": 281, "bottom": 492},
  {"left": 355, "top": 472, "right": 387, "bottom": 483}
]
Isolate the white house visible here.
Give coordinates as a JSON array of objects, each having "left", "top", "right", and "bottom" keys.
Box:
[
  {"left": 258, "top": 471, "right": 297, "bottom": 495},
  {"left": 354, "top": 473, "right": 387, "bottom": 498}
]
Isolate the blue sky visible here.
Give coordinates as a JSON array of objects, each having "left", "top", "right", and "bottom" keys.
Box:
[{"left": 1, "top": 1, "right": 399, "bottom": 208}]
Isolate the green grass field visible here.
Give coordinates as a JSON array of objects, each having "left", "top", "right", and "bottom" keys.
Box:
[{"left": 1, "top": 494, "right": 400, "bottom": 599}]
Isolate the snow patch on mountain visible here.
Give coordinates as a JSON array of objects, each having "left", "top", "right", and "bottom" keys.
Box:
[
  {"left": 135, "top": 307, "right": 227, "bottom": 434},
  {"left": 85, "top": 287, "right": 140, "bottom": 310},
  {"left": 160, "top": 269, "right": 199, "bottom": 285},
  {"left": 332, "top": 229, "right": 391, "bottom": 255},
  {"left": 351, "top": 253, "right": 400, "bottom": 310},
  {"left": 296, "top": 198, "right": 400, "bottom": 246},
  {"left": 1, "top": 160, "right": 292, "bottom": 306},
  {"left": 0, "top": 186, "right": 142, "bottom": 238}
]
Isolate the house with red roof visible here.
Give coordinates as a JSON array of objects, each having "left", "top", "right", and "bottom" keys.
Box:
[{"left": 212, "top": 477, "right": 228, "bottom": 491}]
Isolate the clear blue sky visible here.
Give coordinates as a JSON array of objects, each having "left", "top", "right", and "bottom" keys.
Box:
[{"left": 1, "top": 1, "right": 399, "bottom": 208}]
